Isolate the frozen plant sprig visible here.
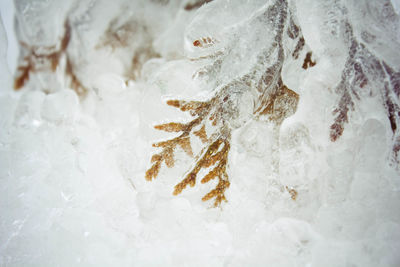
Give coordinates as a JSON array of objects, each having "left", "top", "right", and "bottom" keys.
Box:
[
  {"left": 14, "top": 20, "right": 87, "bottom": 96},
  {"left": 146, "top": 97, "right": 232, "bottom": 207},
  {"left": 145, "top": 0, "right": 316, "bottom": 206}
]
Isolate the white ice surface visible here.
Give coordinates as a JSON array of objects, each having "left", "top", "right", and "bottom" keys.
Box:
[
  {"left": 1, "top": 1, "right": 400, "bottom": 266},
  {"left": 0, "top": 0, "right": 17, "bottom": 74}
]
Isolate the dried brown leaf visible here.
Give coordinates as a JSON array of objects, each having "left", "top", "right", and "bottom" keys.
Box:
[
  {"left": 145, "top": 162, "right": 161, "bottom": 181},
  {"left": 194, "top": 125, "right": 208, "bottom": 143},
  {"left": 151, "top": 154, "right": 162, "bottom": 163},
  {"left": 200, "top": 167, "right": 219, "bottom": 183},
  {"left": 153, "top": 139, "right": 174, "bottom": 148},
  {"left": 154, "top": 122, "right": 187, "bottom": 132},
  {"left": 302, "top": 52, "right": 316, "bottom": 69},
  {"left": 202, "top": 179, "right": 230, "bottom": 207},
  {"left": 173, "top": 173, "right": 196, "bottom": 195},
  {"left": 180, "top": 101, "right": 206, "bottom": 112},
  {"left": 14, "top": 64, "right": 31, "bottom": 90},
  {"left": 166, "top": 99, "right": 182, "bottom": 108},
  {"left": 163, "top": 149, "right": 175, "bottom": 168},
  {"left": 178, "top": 137, "right": 193, "bottom": 157}
]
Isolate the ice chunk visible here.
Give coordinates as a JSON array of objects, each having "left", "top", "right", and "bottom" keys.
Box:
[
  {"left": 279, "top": 122, "right": 314, "bottom": 186},
  {"left": 0, "top": 13, "right": 11, "bottom": 90},
  {"left": 14, "top": 90, "right": 46, "bottom": 127},
  {"left": 355, "top": 119, "right": 387, "bottom": 172},
  {"left": 41, "top": 90, "right": 78, "bottom": 123}
]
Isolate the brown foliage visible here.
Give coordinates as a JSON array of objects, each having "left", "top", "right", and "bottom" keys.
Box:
[
  {"left": 255, "top": 84, "right": 299, "bottom": 124},
  {"left": 302, "top": 52, "right": 316, "bottom": 69},
  {"left": 286, "top": 186, "right": 298, "bottom": 200},
  {"left": 184, "top": 0, "right": 213, "bottom": 11},
  {"left": 146, "top": 82, "right": 299, "bottom": 206},
  {"left": 292, "top": 37, "right": 305, "bottom": 59},
  {"left": 14, "top": 20, "right": 87, "bottom": 97},
  {"left": 173, "top": 138, "right": 230, "bottom": 207},
  {"left": 96, "top": 18, "right": 160, "bottom": 81},
  {"left": 194, "top": 125, "right": 208, "bottom": 143},
  {"left": 145, "top": 97, "right": 231, "bottom": 207},
  {"left": 145, "top": 3, "right": 306, "bottom": 206}
]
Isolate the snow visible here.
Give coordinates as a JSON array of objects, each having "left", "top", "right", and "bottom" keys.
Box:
[{"left": 1, "top": 0, "right": 400, "bottom": 266}]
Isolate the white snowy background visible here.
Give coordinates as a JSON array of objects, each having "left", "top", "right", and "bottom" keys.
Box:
[{"left": 1, "top": 0, "right": 400, "bottom": 266}]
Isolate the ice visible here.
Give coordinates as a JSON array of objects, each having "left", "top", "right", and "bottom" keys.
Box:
[
  {"left": 0, "top": 14, "right": 11, "bottom": 90},
  {"left": 1, "top": 0, "right": 400, "bottom": 266},
  {"left": 41, "top": 90, "right": 79, "bottom": 123}
]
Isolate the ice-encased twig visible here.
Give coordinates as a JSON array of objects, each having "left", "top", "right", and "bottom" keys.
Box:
[
  {"left": 145, "top": 0, "right": 316, "bottom": 206},
  {"left": 14, "top": 20, "right": 87, "bottom": 97}
]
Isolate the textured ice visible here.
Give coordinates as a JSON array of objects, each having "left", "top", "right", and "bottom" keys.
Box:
[{"left": 1, "top": 0, "right": 400, "bottom": 266}]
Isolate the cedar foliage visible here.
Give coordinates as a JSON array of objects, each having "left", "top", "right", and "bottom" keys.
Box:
[
  {"left": 145, "top": 1, "right": 309, "bottom": 206},
  {"left": 145, "top": 98, "right": 231, "bottom": 207},
  {"left": 14, "top": 20, "right": 87, "bottom": 96}
]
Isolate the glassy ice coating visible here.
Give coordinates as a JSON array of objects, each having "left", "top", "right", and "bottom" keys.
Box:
[{"left": 0, "top": 0, "right": 399, "bottom": 266}]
